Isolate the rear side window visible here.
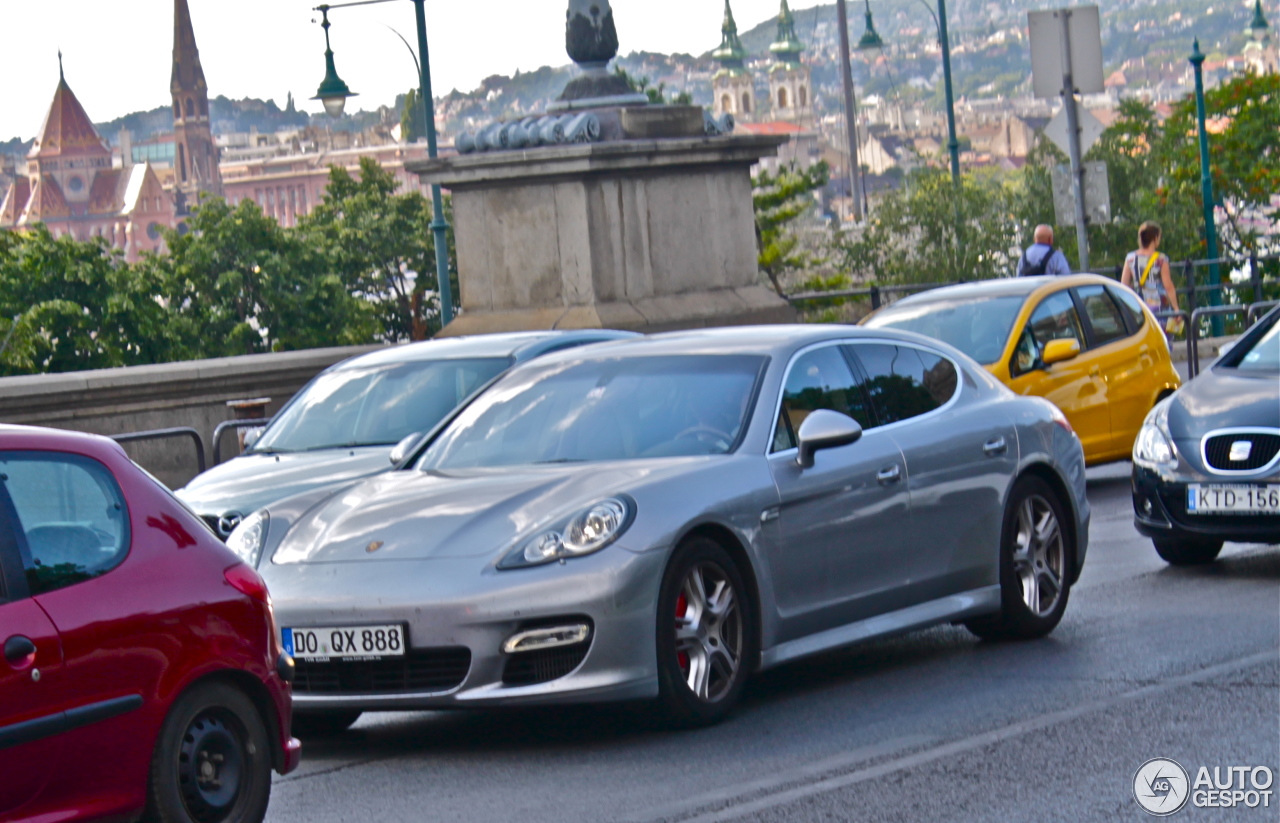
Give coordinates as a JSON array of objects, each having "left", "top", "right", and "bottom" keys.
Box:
[
  {"left": 1108, "top": 285, "right": 1147, "bottom": 334},
  {"left": 773, "top": 346, "right": 873, "bottom": 452},
  {"left": 1076, "top": 285, "right": 1128, "bottom": 346},
  {"left": 850, "top": 343, "right": 958, "bottom": 425},
  {"left": 0, "top": 452, "right": 130, "bottom": 596}
]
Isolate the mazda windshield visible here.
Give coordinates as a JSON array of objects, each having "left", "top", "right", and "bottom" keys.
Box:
[
  {"left": 252, "top": 358, "right": 510, "bottom": 453},
  {"left": 864, "top": 295, "right": 1026, "bottom": 365},
  {"left": 419, "top": 355, "right": 766, "bottom": 469}
]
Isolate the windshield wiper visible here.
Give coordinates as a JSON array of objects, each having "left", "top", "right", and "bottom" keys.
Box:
[{"left": 534, "top": 458, "right": 587, "bottom": 464}]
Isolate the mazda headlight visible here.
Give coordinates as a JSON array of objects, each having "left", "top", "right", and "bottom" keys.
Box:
[
  {"left": 499, "top": 497, "right": 634, "bottom": 570},
  {"left": 226, "top": 510, "right": 269, "bottom": 568},
  {"left": 1133, "top": 403, "right": 1177, "bottom": 469}
]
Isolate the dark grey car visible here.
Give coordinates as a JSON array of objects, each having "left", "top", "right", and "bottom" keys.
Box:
[
  {"left": 236, "top": 326, "right": 1090, "bottom": 730},
  {"left": 177, "top": 330, "right": 634, "bottom": 537}
]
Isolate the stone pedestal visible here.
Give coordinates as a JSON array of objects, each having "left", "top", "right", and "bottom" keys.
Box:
[{"left": 408, "top": 133, "right": 794, "bottom": 336}]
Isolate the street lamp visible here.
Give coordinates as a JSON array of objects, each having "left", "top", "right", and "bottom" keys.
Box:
[
  {"left": 1189, "top": 38, "right": 1224, "bottom": 333},
  {"left": 857, "top": 0, "right": 960, "bottom": 185},
  {"left": 312, "top": 0, "right": 455, "bottom": 329},
  {"left": 312, "top": 7, "right": 356, "bottom": 118}
]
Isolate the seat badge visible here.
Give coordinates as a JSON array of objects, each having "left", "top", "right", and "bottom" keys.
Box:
[
  {"left": 1229, "top": 441, "right": 1253, "bottom": 462},
  {"left": 366, "top": 540, "right": 385, "bottom": 553}
]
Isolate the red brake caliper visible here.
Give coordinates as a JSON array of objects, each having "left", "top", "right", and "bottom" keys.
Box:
[{"left": 676, "top": 592, "right": 689, "bottom": 670}]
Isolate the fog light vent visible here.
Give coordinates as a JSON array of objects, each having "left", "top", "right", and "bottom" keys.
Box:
[{"left": 502, "top": 624, "right": 591, "bottom": 654}]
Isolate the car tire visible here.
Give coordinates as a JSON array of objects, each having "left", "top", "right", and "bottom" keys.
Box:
[
  {"left": 144, "top": 681, "right": 273, "bottom": 823},
  {"left": 965, "top": 476, "right": 1073, "bottom": 641},
  {"left": 1153, "top": 537, "right": 1223, "bottom": 566},
  {"left": 655, "top": 536, "right": 756, "bottom": 728},
  {"left": 291, "top": 710, "right": 363, "bottom": 737}
]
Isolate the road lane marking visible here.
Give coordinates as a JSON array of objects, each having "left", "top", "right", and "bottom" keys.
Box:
[
  {"left": 664, "top": 650, "right": 1278, "bottom": 823},
  {"left": 622, "top": 734, "right": 936, "bottom": 823}
]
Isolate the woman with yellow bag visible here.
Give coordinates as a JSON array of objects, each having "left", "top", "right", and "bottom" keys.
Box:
[{"left": 1121, "top": 222, "right": 1184, "bottom": 335}]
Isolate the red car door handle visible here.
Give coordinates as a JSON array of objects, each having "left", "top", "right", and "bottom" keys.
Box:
[{"left": 5, "top": 635, "right": 36, "bottom": 665}]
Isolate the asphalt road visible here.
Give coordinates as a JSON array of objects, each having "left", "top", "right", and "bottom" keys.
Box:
[{"left": 265, "top": 462, "right": 1280, "bottom": 823}]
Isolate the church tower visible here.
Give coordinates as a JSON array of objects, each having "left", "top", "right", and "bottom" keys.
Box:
[
  {"left": 712, "top": 1, "right": 755, "bottom": 121},
  {"left": 172, "top": 0, "right": 221, "bottom": 212},
  {"left": 768, "top": 0, "right": 813, "bottom": 124},
  {"left": 1244, "top": 0, "right": 1278, "bottom": 75}
]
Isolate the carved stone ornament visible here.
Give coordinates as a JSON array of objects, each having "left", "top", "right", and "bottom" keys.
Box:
[{"left": 566, "top": 0, "right": 619, "bottom": 66}]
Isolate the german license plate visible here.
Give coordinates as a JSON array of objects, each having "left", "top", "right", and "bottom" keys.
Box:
[
  {"left": 282, "top": 624, "right": 406, "bottom": 660},
  {"left": 1186, "top": 485, "right": 1280, "bottom": 515}
]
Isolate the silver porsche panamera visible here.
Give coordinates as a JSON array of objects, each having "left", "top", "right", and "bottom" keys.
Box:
[{"left": 232, "top": 325, "right": 1090, "bottom": 729}]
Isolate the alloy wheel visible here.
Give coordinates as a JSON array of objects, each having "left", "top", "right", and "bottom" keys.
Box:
[
  {"left": 1011, "top": 494, "right": 1066, "bottom": 618},
  {"left": 674, "top": 562, "right": 743, "bottom": 702}
]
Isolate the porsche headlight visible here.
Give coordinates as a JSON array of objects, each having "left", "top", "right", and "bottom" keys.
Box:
[
  {"left": 1133, "top": 403, "right": 1177, "bottom": 469},
  {"left": 499, "top": 498, "right": 633, "bottom": 570},
  {"left": 226, "top": 510, "right": 269, "bottom": 568}
]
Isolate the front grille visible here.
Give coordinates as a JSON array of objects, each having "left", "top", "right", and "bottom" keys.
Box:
[
  {"left": 294, "top": 647, "right": 471, "bottom": 695},
  {"left": 503, "top": 642, "right": 591, "bottom": 686},
  {"left": 201, "top": 515, "right": 225, "bottom": 537},
  {"left": 1204, "top": 432, "right": 1280, "bottom": 472}
]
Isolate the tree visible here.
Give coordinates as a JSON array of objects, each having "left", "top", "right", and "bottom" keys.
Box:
[
  {"left": 839, "top": 167, "right": 1026, "bottom": 285},
  {"left": 143, "top": 198, "right": 377, "bottom": 357},
  {"left": 400, "top": 88, "right": 424, "bottom": 143},
  {"left": 0, "top": 226, "right": 176, "bottom": 375},
  {"left": 299, "top": 157, "right": 456, "bottom": 342},
  {"left": 754, "top": 162, "right": 830, "bottom": 295}
]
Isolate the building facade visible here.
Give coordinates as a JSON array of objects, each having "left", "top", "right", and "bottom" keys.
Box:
[
  {"left": 712, "top": 1, "right": 755, "bottom": 121},
  {"left": 768, "top": 0, "right": 813, "bottom": 125},
  {"left": 171, "top": 0, "right": 222, "bottom": 212}
]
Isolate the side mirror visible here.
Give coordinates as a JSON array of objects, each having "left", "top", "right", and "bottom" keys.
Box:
[
  {"left": 1042, "top": 338, "right": 1081, "bottom": 366},
  {"left": 1217, "top": 340, "right": 1238, "bottom": 357},
  {"left": 796, "top": 410, "right": 863, "bottom": 469},
  {"left": 242, "top": 429, "right": 261, "bottom": 450},
  {"left": 389, "top": 432, "right": 424, "bottom": 466}
]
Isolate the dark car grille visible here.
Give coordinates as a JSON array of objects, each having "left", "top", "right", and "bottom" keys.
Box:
[
  {"left": 502, "top": 642, "right": 591, "bottom": 686},
  {"left": 1204, "top": 433, "right": 1280, "bottom": 472},
  {"left": 294, "top": 647, "right": 471, "bottom": 695}
]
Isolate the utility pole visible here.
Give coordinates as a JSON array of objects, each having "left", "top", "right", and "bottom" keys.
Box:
[
  {"left": 1056, "top": 9, "right": 1090, "bottom": 271},
  {"left": 936, "top": 0, "right": 960, "bottom": 185},
  {"left": 1190, "top": 39, "right": 1224, "bottom": 334},
  {"left": 835, "top": 0, "right": 864, "bottom": 221}
]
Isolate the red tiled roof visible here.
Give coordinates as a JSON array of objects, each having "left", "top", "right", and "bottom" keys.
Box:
[
  {"left": 30, "top": 78, "right": 109, "bottom": 160},
  {"left": 738, "top": 121, "right": 806, "bottom": 135},
  {"left": 23, "top": 175, "right": 70, "bottom": 222},
  {"left": 88, "top": 169, "right": 124, "bottom": 214},
  {"left": 0, "top": 178, "right": 31, "bottom": 226}
]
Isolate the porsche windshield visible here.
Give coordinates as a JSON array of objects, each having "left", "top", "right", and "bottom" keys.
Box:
[
  {"left": 253, "top": 358, "right": 510, "bottom": 453},
  {"left": 419, "top": 355, "right": 766, "bottom": 469},
  {"left": 864, "top": 295, "right": 1027, "bottom": 365}
]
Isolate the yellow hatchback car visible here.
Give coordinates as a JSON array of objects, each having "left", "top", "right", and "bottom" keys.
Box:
[{"left": 863, "top": 274, "right": 1182, "bottom": 465}]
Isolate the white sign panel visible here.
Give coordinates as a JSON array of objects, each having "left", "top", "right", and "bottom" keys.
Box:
[
  {"left": 1029, "top": 6, "right": 1104, "bottom": 100},
  {"left": 1042, "top": 106, "right": 1106, "bottom": 157}
]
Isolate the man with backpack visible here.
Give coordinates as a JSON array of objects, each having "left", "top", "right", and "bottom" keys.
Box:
[{"left": 1016, "top": 225, "right": 1072, "bottom": 277}]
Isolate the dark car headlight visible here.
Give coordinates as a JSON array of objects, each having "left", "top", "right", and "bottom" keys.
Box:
[
  {"left": 498, "top": 497, "right": 634, "bottom": 570},
  {"left": 1133, "top": 401, "right": 1178, "bottom": 469},
  {"left": 226, "top": 510, "right": 269, "bottom": 568}
]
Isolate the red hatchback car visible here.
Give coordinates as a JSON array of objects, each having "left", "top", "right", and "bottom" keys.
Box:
[{"left": 0, "top": 426, "right": 300, "bottom": 823}]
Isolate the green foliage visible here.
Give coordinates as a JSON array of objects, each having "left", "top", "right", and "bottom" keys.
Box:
[
  {"left": 754, "top": 162, "right": 830, "bottom": 295},
  {"left": 838, "top": 167, "right": 1026, "bottom": 285},
  {"left": 613, "top": 67, "right": 693, "bottom": 106},
  {"left": 400, "top": 88, "right": 424, "bottom": 143},
  {"left": 300, "top": 157, "right": 456, "bottom": 342},
  {"left": 0, "top": 157, "right": 456, "bottom": 374},
  {"left": 0, "top": 226, "right": 174, "bottom": 375}
]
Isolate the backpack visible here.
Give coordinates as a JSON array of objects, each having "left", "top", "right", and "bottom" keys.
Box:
[{"left": 1020, "top": 246, "right": 1057, "bottom": 277}]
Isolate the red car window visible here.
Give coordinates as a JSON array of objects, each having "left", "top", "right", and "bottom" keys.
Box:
[{"left": 0, "top": 452, "right": 131, "bottom": 596}]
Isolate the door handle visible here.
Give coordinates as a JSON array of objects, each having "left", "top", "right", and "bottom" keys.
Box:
[
  {"left": 877, "top": 465, "right": 901, "bottom": 485},
  {"left": 5, "top": 635, "right": 36, "bottom": 666},
  {"left": 983, "top": 436, "right": 1008, "bottom": 457}
]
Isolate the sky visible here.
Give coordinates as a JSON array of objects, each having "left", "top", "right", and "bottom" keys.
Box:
[{"left": 2, "top": 0, "right": 823, "bottom": 141}]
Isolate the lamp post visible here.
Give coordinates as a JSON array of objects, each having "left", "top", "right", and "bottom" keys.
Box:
[
  {"left": 312, "top": 0, "right": 454, "bottom": 330},
  {"left": 857, "top": 0, "right": 960, "bottom": 185},
  {"left": 835, "top": 0, "right": 865, "bottom": 221},
  {"left": 1189, "top": 39, "right": 1223, "bottom": 333}
]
